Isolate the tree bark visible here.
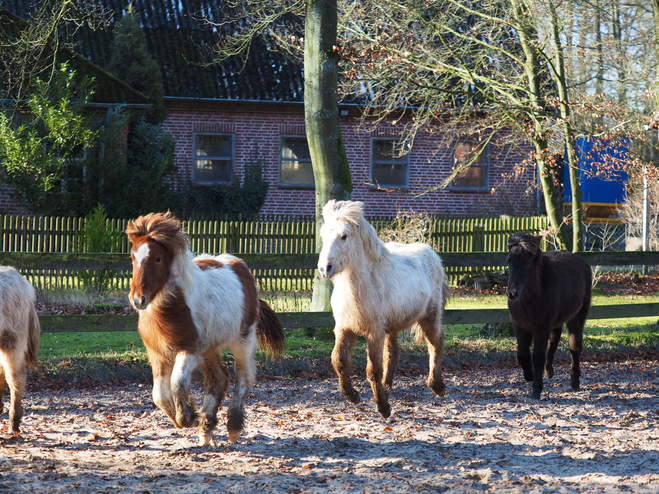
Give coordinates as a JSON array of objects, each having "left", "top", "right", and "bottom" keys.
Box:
[{"left": 305, "top": 0, "right": 352, "bottom": 312}]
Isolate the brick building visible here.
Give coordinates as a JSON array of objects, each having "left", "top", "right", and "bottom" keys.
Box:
[{"left": 2, "top": 1, "right": 537, "bottom": 217}]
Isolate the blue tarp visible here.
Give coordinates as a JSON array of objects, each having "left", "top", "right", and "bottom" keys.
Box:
[{"left": 563, "top": 137, "right": 628, "bottom": 204}]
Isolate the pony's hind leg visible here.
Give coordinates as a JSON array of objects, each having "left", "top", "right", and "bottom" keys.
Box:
[
  {"left": 171, "top": 352, "right": 200, "bottom": 428},
  {"left": 567, "top": 316, "right": 586, "bottom": 391},
  {"left": 419, "top": 312, "right": 446, "bottom": 397},
  {"left": 545, "top": 325, "right": 563, "bottom": 379},
  {"left": 227, "top": 335, "right": 257, "bottom": 443},
  {"left": 331, "top": 328, "right": 360, "bottom": 405},
  {"left": 382, "top": 332, "right": 399, "bottom": 396},
  {"left": 366, "top": 334, "right": 391, "bottom": 418},
  {"left": 0, "top": 365, "right": 5, "bottom": 416},
  {"left": 198, "top": 349, "right": 230, "bottom": 446},
  {"left": 3, "top": 360, "right": 26, "bottom": 433}
]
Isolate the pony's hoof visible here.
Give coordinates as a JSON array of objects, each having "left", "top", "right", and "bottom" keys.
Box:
[
  {"left": 571, "top": 381, "right": 580, "bottom": 391},
  {"left": 199, "top": 432, "right": 214, "bottom": 447},
  {"left": 228, "top": 430, "right": 242, "bottom": 443},
  {"left": 429, "top": 380, "right": 446, "bottom": 397},
  {"left": 377, "top": 403, "right": 391, "bottom": 419},
  {"left": 545, "top": 366, "right": 554, "bottom": 379},
  {"left": 177, "top": 413, "right": 198, "bottom": 428},
  {"left": 345, "top": 390, "right": 361, "bottom": 405}
]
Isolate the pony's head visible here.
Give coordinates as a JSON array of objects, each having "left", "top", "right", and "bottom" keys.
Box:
[
  {"left": 506, "top": 232, "right": 542, "bottom": 301},
  {"left": 318, "top": 200, "right": 384, "bottom": 278},
  {"left": 126, "top": 212, "right": 190, "bottom": 310}
]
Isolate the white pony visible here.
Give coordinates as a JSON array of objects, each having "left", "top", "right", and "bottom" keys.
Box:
[
  {"left": 318, "top": 200, "right": 449, "bottom": 418},
  {"left": 0, "top": 266, "right": 41, "bottom": 433}
]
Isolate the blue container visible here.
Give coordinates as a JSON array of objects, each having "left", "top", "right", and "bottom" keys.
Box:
[{"left": 563, "top": 137, "right": 628, "bottom": 204}]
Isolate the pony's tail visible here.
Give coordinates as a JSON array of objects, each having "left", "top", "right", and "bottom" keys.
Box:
[
  {"left": 257, "top": 299, "right": 285, "bottom": 357},
  {"left": 441, "top": 271, "right": 451, "bottom": 312},
  {"left": 25, "top": 308, "right": 41, "bottom": 371}
]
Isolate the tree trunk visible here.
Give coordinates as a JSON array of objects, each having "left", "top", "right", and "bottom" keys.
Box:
[
  {"left": 305, "top": 0, "right": 352, "bottom": 312},
  {"left": 513, "top": 0, "right": 571, "bottom": 251},
  {"left": 549, "top": 0, "right": 583, "bottom": 251},
  {"left": 654, "top": 0, "right": 659, "bottom": 91}
]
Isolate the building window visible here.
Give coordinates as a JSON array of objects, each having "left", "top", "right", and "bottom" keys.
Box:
[
  {"left": 371, "top": 138, "right": 409, "bottom": 188},
  {"left": 280, "top": 136, "right": 314, "bottom": 187},
  {"left": 451, "top": 140, "right": 489, "bottom": 191},
  {"left": 194, "top": 134, "right": 234, "bottom": 184}
]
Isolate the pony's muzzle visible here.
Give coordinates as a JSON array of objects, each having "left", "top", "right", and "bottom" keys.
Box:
[
  {"left": 507, "top": 289, "right": 519, "bottom": 301},
  {"left": 318, "top": 262, "right": 335, "bottom": 278},
  {"left": 131, "top": 294, "right": 147, "bottom": 310}
]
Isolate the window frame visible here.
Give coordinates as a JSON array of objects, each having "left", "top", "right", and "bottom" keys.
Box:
[
  {"left": 449, "top": 140, "right": 490, "bottom": 192},
  {"left": 278, "top": 135, "right": 315, "bottom": 188},
  {"left": 369, "top": 137, "right": 410, "bottom": 189},
  {"left": 192, "top": 132, "right": 235, "bottom": 185}
]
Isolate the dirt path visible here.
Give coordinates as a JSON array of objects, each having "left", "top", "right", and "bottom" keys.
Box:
[{"left": 1, "top": 359, "right": 659, "bottom": 493}]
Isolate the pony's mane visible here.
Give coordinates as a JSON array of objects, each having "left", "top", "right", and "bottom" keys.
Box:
[
  {"left": 322, "top": 200, "right": 365, "bottom": 226},
  {"left": 323, "top": 200, "right": 387, "bottom": 263},
  {"left": 508, "top": 232, "right": 542, "bottom": 256},
  {"left": 126, "top": 212, "right": 190, "bottom": 257}
]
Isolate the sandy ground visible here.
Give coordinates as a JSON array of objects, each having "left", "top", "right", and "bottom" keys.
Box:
[{"left": 1, "top": 358, "right": 659, "bottom": 493}]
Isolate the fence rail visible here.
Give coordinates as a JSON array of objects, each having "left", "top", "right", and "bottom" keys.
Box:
[
  {"left": 37, "top": 301, "right": 659, "bottom": 334},
  {"left": 0, "top": 250, "right": 655, "bottom": 333}
]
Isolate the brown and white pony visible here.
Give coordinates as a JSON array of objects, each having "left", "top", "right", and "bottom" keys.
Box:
[
  {"left": 0, "top": 266, "right": 41, "bottom": 434},
  {"left": 318, "top": 200, "right": 449, "bottom": 418},
  {"left": 126, "top": 212, "right": 284, "bottom": 445}
]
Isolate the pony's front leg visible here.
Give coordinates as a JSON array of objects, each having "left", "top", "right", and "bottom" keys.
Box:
[
  {"left": 382, "top": 332, "right": 399, "bottom": 396},
  {"left": 515, "top": 327, "right": 534, "bottom": 383},
  {"left": 171, "top": 351, "right": 200, "bottom": 428},
  {"left": 366, "top": 334, "right": 390, "bottom": 419},
  {"left": 148, "top": 353, "right": 181, "bottom": 426},
  {"left": 227, "top": 337, "right": 257, "bottom": 443},
  {"left": 331, "top": 327, "right": 360, "bottom": 404},
  {"left": 531, "top": 331, "right": 550, "bottom": 399},
  {"left": 198, "top": 349, "right": 230, "bottom": 446}
]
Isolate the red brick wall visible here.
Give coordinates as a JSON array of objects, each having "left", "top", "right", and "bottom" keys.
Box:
[{"left": 168, "top": 100, "right": 539, "bottom": 218}]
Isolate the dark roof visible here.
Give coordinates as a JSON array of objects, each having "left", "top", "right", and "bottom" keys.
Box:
[
  {"left": 0, "top": 8, "right": 151, "bottom": 105},
  {"left": 3, "top": 0, "right": 305, "bottom": 103}
]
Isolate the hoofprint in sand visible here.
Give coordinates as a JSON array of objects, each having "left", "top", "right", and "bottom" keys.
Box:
[{"left": 1, "top": 359, "right": 658, "bottom": 493}]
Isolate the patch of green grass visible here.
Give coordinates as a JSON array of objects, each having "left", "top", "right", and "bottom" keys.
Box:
[
  {"left": 34, "top": 292, "right": 659, "bottom": 383},
  {"left": 40, "top": 331, "right": 145, "bottom": 359}
]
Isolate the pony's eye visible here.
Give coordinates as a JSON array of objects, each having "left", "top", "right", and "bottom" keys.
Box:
[
  {"left": 156, "top": 256, "right": 162, "bottom": 263},
  {"left": 341, "top": 234, "right": 348, "bottom": 240}
]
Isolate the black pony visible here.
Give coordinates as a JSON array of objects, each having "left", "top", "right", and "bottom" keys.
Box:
[{"left": 506, "top": 232, "right": 592, "bottom": 399}]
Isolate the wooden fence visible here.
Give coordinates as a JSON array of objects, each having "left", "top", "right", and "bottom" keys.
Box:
[
  {"left": 0, "top": 250, "right": 657, "bottom": 333},
  {"left": 0, "top": 214, "right": 549, "bottom": 291}
]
